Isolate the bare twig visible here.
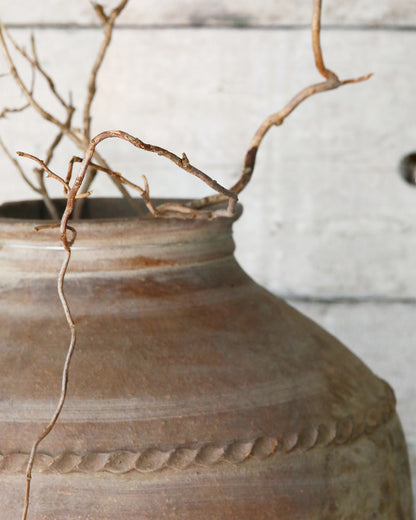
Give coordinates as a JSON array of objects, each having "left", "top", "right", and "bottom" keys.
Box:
[
  {"left": 0, "top": 22, "right": 68, "bottom": 132},
  {"left": 0, "top": 138, "right": 60, "bottom": 219},
  {"left": 30, "top": 32, "right": 71, "bottom": 110},
  {"left": 44, "top": 132, "right": 64, "bottom": 167},
  {"left": 44, "top": 94, "right": 75, "bottom": 171},
  {"left": 17, "top": 151, "right": 92, "bottom": 197},
  {"left": 1, "top": 105, "right": 73, "bottom": 219},
  {"left": 17, "top": 152, "right": 71, "bottom": 193},
  {"left": 3, "top": 25, "right": 71, "bottom": 111},
  {"left": 67, "top": 130, "right": 237, "bottom": 240},
  {"left": 83, "top": 0, "right": 129, "bottom": 140},
  {"left": 72, "top": 152, "right": 144, "bottom": 218},
  {"left": 68, "top": 156, "right": 159, "bottom": 216},
  {"left": 190, "top": 0, "right": 372, "bottom": 209},
  {"left": 34, "top": 172, "right": 60, "bottom": 219},
  {"left": 36, "top": 103, "right": 76, "bottom": 218},
  {"left": 19, "top": 129, "right": 237, "bottom": 248},
  {"left": 77, "top": 0, "right": 129, "bottom": 200},
  {"left": 0, "top": 18, "right": 138, "bottom": 210},
  {"left": 1, "top": 26, "right": 76, "bottom": 151},
  {"left": 0, "top": 137, "right": 40, "bottom": 193},
  {"left": 21, "top": 226, "right": 77, "bottom": 520},
  {"left": 0, "top": 103, "right": 30, "bottom": 119}
]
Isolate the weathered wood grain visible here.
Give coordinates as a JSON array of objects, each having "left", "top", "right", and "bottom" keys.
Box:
[{"left": 0, "top": 0, "right": 415, "bottom": 27}]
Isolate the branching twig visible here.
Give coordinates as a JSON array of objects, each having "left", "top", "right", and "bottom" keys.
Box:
[
  {"left": 20, "top": 130, "right": 238, "bottom": 248},
  {"left": 68, "top": 156, "right": 159, "bottom": 216},
  {"left": 0, "top": 42, "right": 34, "bottom": 120},
  {"left": 190, "top": 0, "right": 372, "bottom": 209},
  {"left": 17, "top": 152, "right": 71, "bottom": 194},
  {"left": 66, "top": 130, "right": 237, "bottom": 240},
  {"left": 0, "top": 13, "right": 139, "bottom": 212},
  {"left": 0, "top": 137, "right": 40, "bottom": 193},
  {"left": 77, "top": 0, "right": 129, "bottom": 200},
  {"left": 83, "top": 0, "right": 128, "bottom": 140},
  {"left": 0, "top": 103, "right": 30, "bottom": 119},
  {"left": 0, "top": 138, "right": 60, "bottom": 219},
  {"left": 0, "top": 96, "right": 74, "bottom": 219},
  {"left": 3, "top": 25, "right": 71, "bottom": 112},
  {"left": 30, "top": 32, "right": 71, "bottom": 110},
  {"left": 0, "top": 22, "right": 68, "bottom": 133}
]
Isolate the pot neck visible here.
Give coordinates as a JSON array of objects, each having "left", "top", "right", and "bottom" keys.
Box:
[{"left": 0, "top": 206, "right": 241, "bottom": 275}]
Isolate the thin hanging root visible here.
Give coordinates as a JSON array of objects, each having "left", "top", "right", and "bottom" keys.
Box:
[
  {"left": 189, "top": 0, "right": 372, "bottom": 210},
  {"left": 18, "top": 127, "right": 236, "bottom": 518},
  {"left": 21, "top": 225, "right": 77, "bottom": 520}
]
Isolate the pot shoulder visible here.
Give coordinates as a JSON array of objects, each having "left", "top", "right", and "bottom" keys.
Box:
[{"left": 0, "top": 257, "right": 393, "bottom": 454}]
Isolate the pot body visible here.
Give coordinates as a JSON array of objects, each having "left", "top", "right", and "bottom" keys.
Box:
[{"left": 0, "top": 200, "right": 413, "bottom": 519}]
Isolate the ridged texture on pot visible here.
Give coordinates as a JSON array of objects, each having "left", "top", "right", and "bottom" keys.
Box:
[{"left": 0, "top": 200, "right": 412, "bottom": 519}]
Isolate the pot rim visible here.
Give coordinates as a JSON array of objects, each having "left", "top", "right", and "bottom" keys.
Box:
[
  {"left": 0, "top": 197, "right": 242, "bottom": 224},
  {"left": 0, "top": 198, "right": 241, "bottom": 266}
]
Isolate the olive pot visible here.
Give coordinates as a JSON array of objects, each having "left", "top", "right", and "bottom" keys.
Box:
[{"left": 0, "top": 198, "right": 412, "bottom": 519}]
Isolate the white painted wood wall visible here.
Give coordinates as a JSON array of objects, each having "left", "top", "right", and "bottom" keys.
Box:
[{"left": 1, "top": 0, "right": 415, "bottom": 508}]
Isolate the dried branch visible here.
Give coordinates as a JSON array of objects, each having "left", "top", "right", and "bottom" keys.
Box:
[
  {"left": 0, "top": 103, "right": 30, "bottom": 119},
  {"left": 0, "top": 25, "right": 76, "bottom": 131},
  {"left": 17, "top": 152, "right": 71, "bottom": 193},
  {"left": 1, "top": 103, "right": 73, "bottom": 219},
  {"left": 30, "top": 33, "right": 72, "bottom": 110},
  {"left": 76, "top": 0, "right": 129, "bottom": 201},
  {"left": 0, "top": 17, "right": 139, "bottom": 211},
  {"left": 190, "top": 0, "right": 372, "bottom": 209},
  {"left": 22, "top": 226, "right": 77, "bottom": 520},
  {"left": 3, "top": 26, "right": 71, "bottom": 111},
  {"left": 0, "top": 28, "right": 66, "bottom": 218},
  {"left": 70, "top": 130, "right": 237, "bottom": 235},
  {"left": 0, "top": 43, "right": 34, "bottom": 120},
  {"left": 19, "top": 129, "right": 237, "bottom": 248},
  {"left": 43, "top": 132, "right": 64, "bottom": 167},
  {"left": 83, "top": 0, "right": 129, "bottom": 140},
  {"left": 0, "top": 22, "right": 68, "bottom": 133},
  {"left": 0, "top": 137, "right": 40, "bottom": 193},
  {"left": 0, "top": 138, "right": 60, "bottom": 219},
  {"left": 68, "top": 156, "right": 159, "bottom": 216},
  {"left": 34, "top": 172, "right": 60, "bottom": 219}
]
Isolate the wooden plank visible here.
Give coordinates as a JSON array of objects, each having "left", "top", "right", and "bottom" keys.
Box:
[
  {"left": 0, "top": 29, "right": 416, "bottom": 298},
  {"left": 0, "top": 0, "right": 415, "bottom": 27}
]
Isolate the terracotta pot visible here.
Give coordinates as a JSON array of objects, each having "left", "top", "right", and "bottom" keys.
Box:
[{"left": 0, "top": 198, "right": 413, "bottom": 519}]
